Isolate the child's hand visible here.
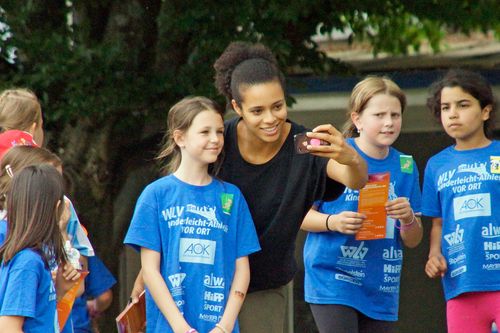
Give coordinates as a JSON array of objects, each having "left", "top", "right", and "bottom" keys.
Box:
[
  {"left": 425, "top": 253, "right": 447, "bottom": 278},
  {"left": 55, "top": 262, "right": 81, "bottom": 297},
  {"left": 329, "top": 211, "right": 365, "bottom": 234},
  {"left": 386, "top": 197, "right": 413, "bottom": 223}
]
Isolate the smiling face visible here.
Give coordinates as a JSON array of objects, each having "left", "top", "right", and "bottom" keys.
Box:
[
  {"left": 232, "top": 80, "right": 287, "bottom": 144},
  {"left": 353, "top": 93, "right": 402, "bottom": 154},
  {"left": 175, "top": 109, "right": 224, "bottom": 167},
  {"left": 440, "top": 86, "right": 491, "bottom": 148}
]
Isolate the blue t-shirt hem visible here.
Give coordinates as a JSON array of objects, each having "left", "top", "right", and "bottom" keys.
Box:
[
  {"left": 445, "top": 284, "right": 500, "bottom": 301},
  {"left": 305, "top": 296, "right": 398, "bottom": 321},
  {"left": 0, "top": 308, "right": 36, "bottom": 318}
]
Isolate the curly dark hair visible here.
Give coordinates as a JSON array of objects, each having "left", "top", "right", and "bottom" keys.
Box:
[
  {"left": 426, "top": 69, "right": 497, "bottom": 138},
  {"left": 213, "top": 41, "right": 285, "bottom": 109}
]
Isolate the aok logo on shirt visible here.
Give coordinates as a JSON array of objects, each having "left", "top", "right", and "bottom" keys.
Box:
[
  {"left": 179, "top": 238, "right": 216, "bottom": 265},
  {"left": 453, "top": 193, "right": 491, "bottom": 220},
  {"left": 340, "top": 242, "right": 368, "bottom": 260}
]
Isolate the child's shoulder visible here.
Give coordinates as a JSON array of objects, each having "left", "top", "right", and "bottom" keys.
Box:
[
  {"left": 10, "top": 248, "right": 44, "bottom": 267},
  {"left": 213, "top": 178, "right": 243, "bottom": 195}
]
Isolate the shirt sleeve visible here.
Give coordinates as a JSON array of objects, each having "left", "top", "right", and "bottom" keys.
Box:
[
  {"left": 0, "top": 259, "right": 42, "bottom": 318},
  {"left": 235, "top": 192, "right": 261, "bottom": 259},
  {"left": 124, "top": 187, "right": 162, "bottom": 253},
  {"left": 85, "top": 255, "right": 117, "bottom": 297},
  {"left": 422, "top": 161, "right": 442, "bottom": 218}
]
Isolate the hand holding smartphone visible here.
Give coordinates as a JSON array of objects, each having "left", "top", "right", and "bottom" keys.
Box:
[{"left": 294, "top": 132, "right": 329, "bottom": 154}]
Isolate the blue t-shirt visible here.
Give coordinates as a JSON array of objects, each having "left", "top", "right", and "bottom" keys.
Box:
[
  {"left": 70, "top": 255, "right": 116, "bottom": 333},
  {"left": 0, "top": 248, "right": 59, "bottom": 333},
  {"left": 422, "top": 140, "right": 500, "bottom": 301},
  {"left": 0, "top": 219, "right": 6, "bottom": 245},
  {"left": 303, "top": 139, "right": 421, "bottom": 321},
  {"left": 124, "top": 175, "right": 260, "bottom": 333}
]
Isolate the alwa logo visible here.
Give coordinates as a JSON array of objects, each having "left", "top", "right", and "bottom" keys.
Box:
[
  {"left": 444, "top": 225, "right": 464, "bottom": 246},
  {"left": 168, "top": 273, "right": 186, "bottom": 288},
  {"left": 482, "top": 223, "right": 500, "bottom": 239},
  {"left": 340, "top": 241, "right": 368, "bottom": 260},
  {"left": 204, "top": 273, "right": 225, "bottom": 289},
  {"left": 383, "top": 246, "right": 403, "bottom": 261}
]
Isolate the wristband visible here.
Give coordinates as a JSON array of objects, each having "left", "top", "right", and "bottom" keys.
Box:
[
  {"left": 215, "top": 323, "right": 229, "bottom": 333},
  {"left": 326, "top": 215, "right": 334, "bottom": 232},
  {"left": 186, "top": 329, "right": 197, "bottom": 333},
  {"left": 397, "top": 214, "right": 417, "bottom": 231}
]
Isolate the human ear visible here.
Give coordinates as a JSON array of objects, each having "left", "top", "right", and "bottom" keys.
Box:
[
  {"left": 173, "top": 129, "right": 185, "bottom": 148},
  {"left": 351, "top": 112, "right": 362, "bottom": 131},
  {"left": 482, "top": 105, "right": 492, "bottom": 121},
  {"left": 231, "top": 99, "right": 243, "bottom": 117}
]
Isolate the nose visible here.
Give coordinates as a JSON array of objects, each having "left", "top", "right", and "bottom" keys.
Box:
[
  {"left": 448, "top": 106, "right": 458, "bottom": 119},
  {"left": 263, "top": 109, "right": 277, "bottom": 123},
  {"left": 209, "top": 131, "right": 221, "bottom": 143},
  {"left": 384, "top": 114, "right": 393, "bottom": 127}
]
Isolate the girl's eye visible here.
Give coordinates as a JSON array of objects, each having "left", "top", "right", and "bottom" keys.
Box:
[
  {"left": 441, "top": 106, "right": 449, "bottom": 112},
  {"left": 375, "top": 113, "right": 383, "bottom": 118},
  {"left": 251, "top": 109, "right": 262, "bottom": 115},
  {"left": 217, "top": 130, "right": 224, "bottom": 134},
  {"left": 392, "top": 113, "right": 401, "bottom": 118},
  {"left": 459, "top": 103, "right": 469, "bottom": 108},
  {"left": 273, "top": 104, "right": 283, "bottom": 111}
]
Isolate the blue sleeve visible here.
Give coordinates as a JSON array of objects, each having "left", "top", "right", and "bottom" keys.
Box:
[
  {"left": 410, "top": 161, "right": 422, "bottom": 214},
  {"left": 124, "top": 187, "right": 162, "bottom": 253},
  {"left": 235, "top": 191, "right": 260, "bottom": 259},
  {"left": 85, "top": 255, "right": 116, "bottom": 298},
  {"left": 422, "top": 161, "right": 441, "bottom": 218},
  {"left": 0, "top": 258, "right": 42, "bottom": 318}
]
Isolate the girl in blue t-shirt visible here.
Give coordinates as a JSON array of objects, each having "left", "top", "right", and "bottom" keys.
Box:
[
  {"left": 124, "top": 96, "right": 260, "bottom": 333},
  {"left": 302, "top": 76, "right": 423, "bottom": 333},
  {"left": 0, "top": 165, "right": 78, "bottom": 332},
  {"left": 423, "top": 69, "right": 500, "bottom": 333}
]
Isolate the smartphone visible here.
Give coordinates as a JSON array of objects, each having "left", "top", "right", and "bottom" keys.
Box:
[{"left": 294, "top": 132, "right": 329, "bottom": 154}]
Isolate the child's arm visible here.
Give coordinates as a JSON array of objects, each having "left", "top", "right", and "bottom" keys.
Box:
[
  {"left": 210, "top": 256, "right": 250, "bottom": 333},
  {"left": 386, "top": 197, "right": 423, "bottom": 248},
  {"left": 141, "top": 247, "right": 193, "bottom": 333},
  {"left": 301, "top": 207, "right": 365, "bottom": 234},
  {"left": 425, "top": 218, "right": 447, "bottom": 278},
  {"left": 0, "top": 315, "right": 24, "bottom": 333},
  {"left": 87, "top": 289, "right": 113, "bottom": 318},
  {"left": 129, "top": 268, "right": 145, "bottom": 304}
]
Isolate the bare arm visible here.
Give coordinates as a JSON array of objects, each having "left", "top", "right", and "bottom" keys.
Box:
[
  {"left": 306, "top": 124, "right": 367, "bottom": 190},
  {"left": 130, "top": 268, "right": 145, "bottom": 304},
  {"left": 141, "top": 248, "right": 192, "bottom": 333},
  {"left": 425, "top": 218, "right": 447, "bottom": 278},
  {"left": 301, "top": 207, "right": 365, "bottom": 235},
  {"left": 385, "top": 197, "right": 423, "bottom": 248},
  {"left": 0, "top": 316, "right": 24, "bottom": 333},
  {"left": 210, "top": 256, "right": 250, "bottom": 333}
]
